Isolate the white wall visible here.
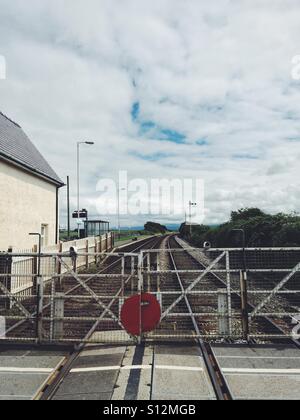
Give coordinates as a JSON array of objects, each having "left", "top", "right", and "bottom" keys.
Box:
[{"left": 0, "top": 159, "right": 58, "bottom": 251}]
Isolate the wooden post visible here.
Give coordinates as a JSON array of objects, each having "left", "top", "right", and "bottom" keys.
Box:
[{"left": 106, "top": 233, "right": 109, "bottom": 252}]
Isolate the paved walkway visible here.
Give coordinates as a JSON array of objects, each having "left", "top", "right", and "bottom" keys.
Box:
[
  {"left": 213, "top": 344, "right": 300, "bottom": 400},
  {"left": 0, "top": 348, "right": 67, "bottom": 400}
]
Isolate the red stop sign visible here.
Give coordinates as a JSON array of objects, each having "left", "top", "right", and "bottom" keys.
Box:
[{"left": 120, "top": 293, "right": 161, "bottom": 336}]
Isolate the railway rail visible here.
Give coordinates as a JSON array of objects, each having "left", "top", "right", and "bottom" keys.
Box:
[{"left": 165, "top": 236, "right": 232, "bottom": 400}]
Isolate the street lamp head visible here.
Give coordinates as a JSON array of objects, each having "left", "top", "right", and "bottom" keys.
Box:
[{"left": 77, "top": 141, "right": 94, "bottom": 146}]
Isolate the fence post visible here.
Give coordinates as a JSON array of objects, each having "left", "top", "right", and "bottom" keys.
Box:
[
  {"left": 94, "top": 238, "right": 97, "bottom": 265},
  {"left": 32, "top": 244, "right": 38, "bottom": 293},
  {"left": 36, "top": 276, "right": 44, "bottom": 343},
  {"left": 1, "top": 247, "right": 12, "bottom": 310},
  {"left": 0, "top": 316, "right": 6, "bottom": 339},
  {"left": 53, "top": 293, "right": 64, "bottom": 341},
  {"left": 106, "top": 233, "right": 109, "bottom": 252},
  {"left": 57, "top": 243, "right": 63, "bottom": 292},
  {"left": 156, "top": 253, "right": 161, "bottom": 293},
  {"left": 131, "top": 256, "right": 135, "bottom": 291},
  {"left": 147, "top": 252, "right": 151, "bottom": 292},
  {"left": 57, "top": 242, "right": 62, "bottom": 276},
  {"left": 240, "top": 270, "right": 249, "bottom": 341},
  {"left": 121, "top": 257, "right": 125, "bottom": 297},
  {"left": 137, "top": 252, "right": 144, "bottom": 344},
  {"left": 225, "top": 251, "right": 232, "bottom": 336},
  {"left": 99, "top": 235, "right": 103, "bottom": 258},
  {"left": 85, "top": 240, "right": 89, "bottom": 269},
  {"left": 218, "top": 290, "right": 230, "bottom": 337}
]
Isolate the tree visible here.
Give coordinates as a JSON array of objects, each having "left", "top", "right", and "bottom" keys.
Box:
[
  {"left": 180, "top": 208, "right": 300, "bottom": 248},
  {"left": 231, "top": 208, "right": 266, "bottom": 223},
  {"left": 144, "top": 222, "right": 168, "bottom": 234}
]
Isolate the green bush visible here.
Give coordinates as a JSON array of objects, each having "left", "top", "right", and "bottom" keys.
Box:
[{"left": 181, "top": 208, "right": 300, "bottom": 248}]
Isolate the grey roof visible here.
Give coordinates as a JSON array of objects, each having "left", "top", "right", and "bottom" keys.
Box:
[{"left": 0, "top": 111, "right": 64, "bottom": 186}]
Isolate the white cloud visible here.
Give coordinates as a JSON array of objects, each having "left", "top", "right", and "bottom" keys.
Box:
[{"left": 0, "top": 0, "right": 300, "bottom": 227}]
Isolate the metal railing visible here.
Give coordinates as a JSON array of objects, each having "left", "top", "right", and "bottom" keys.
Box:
[
  {"left": 0, "top": 244, "right": 299, "bottom": 345},
  {"left": 0, "top": 232, "right": 115, "bottom": 298}
]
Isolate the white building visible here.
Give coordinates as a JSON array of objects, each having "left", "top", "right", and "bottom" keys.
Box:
[{"left": 0, "top": 111, "right": 64, "bottom": 251}]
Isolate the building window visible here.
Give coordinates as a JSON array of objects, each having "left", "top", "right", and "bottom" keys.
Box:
[{"left": 41, "top": 224, "right": 49, "bottom": 247}]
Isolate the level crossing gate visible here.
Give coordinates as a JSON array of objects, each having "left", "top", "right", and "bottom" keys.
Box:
[{"left": 0, "top": 246, "right": 299, "bottom": 345}]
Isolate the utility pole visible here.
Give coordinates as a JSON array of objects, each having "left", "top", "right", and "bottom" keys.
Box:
[
  {"left": 67, "top": 176, "right": 70, "bottom": 239},
  {"left": 77, "top": 141, "right": 94, "bottom": 239}
]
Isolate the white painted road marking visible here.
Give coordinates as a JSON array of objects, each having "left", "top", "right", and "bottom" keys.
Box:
[
  {"left": 218, "top": 356, "right": 300, "bottom": 360},
  {"left": 223, "top": 368, "right": 300, "bottom": 375},
  {"left": 0, "top": 367, "right": 54, "bottom": 374},
  {"left": 71, "top": 365, "right": 204, "bottom": 374},
  {"left": 155, "top": 365, "right": 204, "bottom": 372},
  {"left": 70, "top": 365, "right": 149, "bottom": 373}
]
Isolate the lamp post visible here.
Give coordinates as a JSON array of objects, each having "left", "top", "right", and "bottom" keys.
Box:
[{"left": 77, "top": 141, "right": 94, "bottom": 239}]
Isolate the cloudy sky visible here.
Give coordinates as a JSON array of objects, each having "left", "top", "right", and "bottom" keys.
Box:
[{"left": 0, "top": 0, "right": 300, "bottom": 228}]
